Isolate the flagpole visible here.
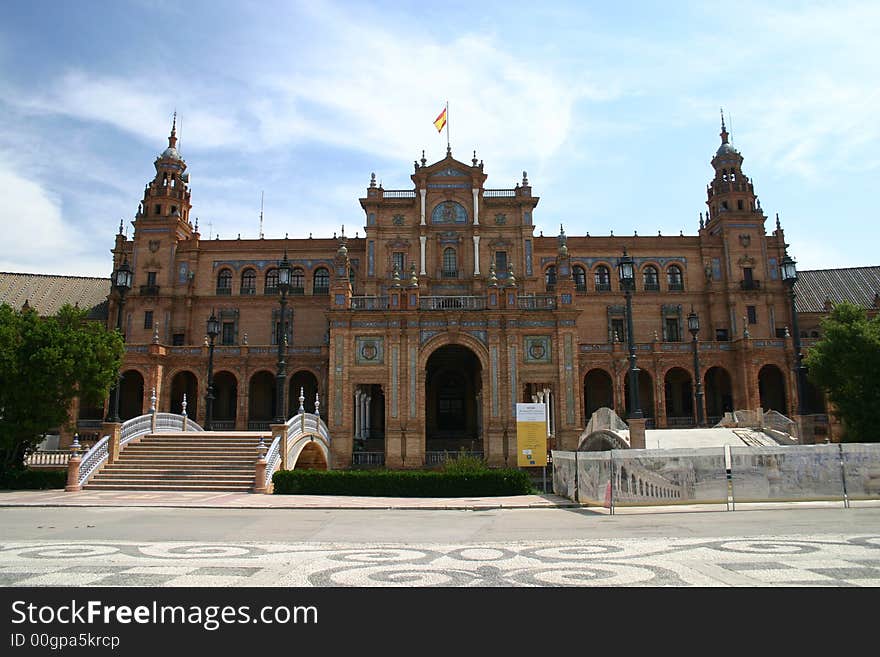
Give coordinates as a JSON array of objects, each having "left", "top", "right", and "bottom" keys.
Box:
[{"left": 446, "top": 100, "right": 450, "bottom": 152}]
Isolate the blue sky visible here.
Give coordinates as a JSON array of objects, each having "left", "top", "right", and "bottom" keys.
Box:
[{"left": 1, "top": 0, "right": 877, "bottom": 276}]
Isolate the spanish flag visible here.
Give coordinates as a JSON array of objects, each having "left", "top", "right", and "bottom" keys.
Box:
[{"left": 433, "top": 106, "right": 447, "bottom": 132}]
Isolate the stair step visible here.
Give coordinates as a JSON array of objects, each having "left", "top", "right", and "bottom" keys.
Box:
[{"left": 84, "top": 483, "right": 255, "bottom": 492}]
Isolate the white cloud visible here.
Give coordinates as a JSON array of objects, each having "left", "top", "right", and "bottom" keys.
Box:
[{"left": 0, "top": 159, "right": 107, "bottom": 276}]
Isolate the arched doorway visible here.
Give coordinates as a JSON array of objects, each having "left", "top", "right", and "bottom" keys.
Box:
[
  {"left": 118, "top": 370, "right": 144, "bottom": 421},
  {"left": 583, "top": 369, "right": 614, "bottom": 424},
  {"left": 624, "top": 369, "right": 655, "bottom": 423},
  {"left": 704, "top": 366, "right": 733, "bottom": 424},
  {"left": 758, "top": 364, "right": 787, "bottom": 414},
  {"left": 425, "top": 345, "right": 482, "bottom": 454},
  {"left": 248, "top": 371, "right": 276, "bottom": 430},
  {"left": 289, "top": 370, "right": 318, "bottom": 415},
  {"left": 170, "top": 371, "right": 198, "bottom": 418},
  {"left": 212, "top": 371, "right": 237, "bottom": 430},
  {"left": 664, "top": 367, "right": 694, "bottom": 427}
]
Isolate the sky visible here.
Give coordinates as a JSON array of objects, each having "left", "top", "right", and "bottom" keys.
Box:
[{"left": 1, "top": 0, "right": 877, "bottom": 277}]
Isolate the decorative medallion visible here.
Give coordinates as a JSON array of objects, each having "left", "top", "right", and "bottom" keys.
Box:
[
  {"left": 392, "top": 214, "right": 405, "bottom": 226},
  {"left": 494, "top": 213, "right": 507, "bottom": 225},
  {"left": 524, "top": 336, "right": 552, "bottom": 363},
  {"left": 149, "top": 240, "right": 161, "bottom": 253},
  {"left": 355, "top": 337, "right": 384, "bottom": 365}
]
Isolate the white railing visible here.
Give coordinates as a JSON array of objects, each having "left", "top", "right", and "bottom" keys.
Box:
[
  {"left": 154, "top": 413, "right": 204, "bottom": 433},
  {"left": 264, "top": 434, "right": 283, "bottom": 489},
  {"left": 77, "top": 436, "right": 110, "bottom": 486},
  {"left": 420, "top": 295, "right": 485, "bottom": 311},
  {"left": 25, "top": 450, "right": 72, "bottom": 467}
]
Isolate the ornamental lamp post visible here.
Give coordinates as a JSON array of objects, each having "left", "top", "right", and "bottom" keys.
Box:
[
  {"left": 781, "top": 252, "right": 806, "bottom": 416},
  {"left": 687, "top": 307, "right": 706, "bottom": 427},
  {"left": 617, "top": 249, "right": 643, "bottom": 419},
  {"left": 274, "top": 250, "right": 292, "bottom": 423},
  {"left": 204, "top": 310, "right": 220, "bottom": 431},
  {"left": 106, "top": 257, "right": 133, "bottom": 423}
]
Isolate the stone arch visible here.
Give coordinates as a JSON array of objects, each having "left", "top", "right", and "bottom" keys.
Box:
[
  {"left": 418, "top": 332, "right": 490, "bottom": 373},
  {"left": 248, "top": 370, "right": 276, "bottom": 428},
  {"left": 758, "top": 364, "right": 787, "bottom": 414},
  {"left": 290, "top": 437, "right": 329, "bottom": 470},
  {"left": 423, "top": 342, "right": 484, "bottom": 453},
  {"left": 213, "top": 371, "right": 238, "bottom": 426},
  {"left": 624, "top": 369, "right": 655, "bottom": 420},
  {"left": 663, "top": 366, "right": 694, "bottom": 425},
  {"left": 583, "top": 368, "right": 614, "bottom": 424},
  {"left": 169, "top": 370, "right": 198, "bottom": 417},
  {"left": 578, "top": 429, "right": 629, "bottom": 451},
  {"left": 289, "top": 369, "right": 319, "bottom": 415},
  {"left": 704, "top": 365, "right": 733, "bottom": 422},
  {"left": 641, "top": 262, "right": 661, "bottom": 291},
  {"left": 119, "top": 369, "right": 145, "bottom": 421}
]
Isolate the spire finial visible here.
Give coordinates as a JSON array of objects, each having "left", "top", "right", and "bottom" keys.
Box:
[
  {"left": 168, "top": 111, "right": 178, "bottom": 149},
  {"left": 118, "top": 218, "right": 124, "bottom": 235},
  {"left": 421, "top": 150, "right": 427, "bottom": 166},
  {"left": 720, "top": 107, "right": 729, "bottom": 144},
  {"left": 776, "top": 212, "right": 782, "bottom": 231}
]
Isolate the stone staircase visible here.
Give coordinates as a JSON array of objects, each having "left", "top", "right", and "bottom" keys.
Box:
[{"left": 85, "top": 432, "right": 270, "bottom": 492}]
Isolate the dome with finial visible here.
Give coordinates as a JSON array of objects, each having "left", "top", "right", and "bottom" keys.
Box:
[
  {"left": 487, "top": 260, "right": 498, "bottom": 287},
  {"left": 159, "top": 112, "right": 183, "bottom": 161},
  {"left": 505, "top": 263, "right": 517, "bottom": 288},
  {"left": 408, "top": 263, "right": 419, "bottom": 288},
  {"left": 715, "top": 108, "right": 740, "bottom": 157}
]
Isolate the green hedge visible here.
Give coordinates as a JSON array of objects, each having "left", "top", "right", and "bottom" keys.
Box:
[
  {"left": 0, "top": 469, "right": 67, "bottom": 490},
  {"left": 273, "top": 468, "right": 533, "bottom": 497}
]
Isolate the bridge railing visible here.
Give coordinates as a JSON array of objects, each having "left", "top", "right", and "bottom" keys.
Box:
[{"left": 262, "top": 391, "right": 332, "bottom": 490}]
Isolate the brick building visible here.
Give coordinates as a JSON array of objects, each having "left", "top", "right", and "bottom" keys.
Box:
[{"left": 8, "top": 116, "right": 877, "bottom": 464}]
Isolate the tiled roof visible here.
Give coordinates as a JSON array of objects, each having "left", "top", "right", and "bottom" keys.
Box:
[
  {"left": 0, "top": 272, "right": 110, "bottom": 320},
  {"left": 794, "top": 266, "right": 880, "bottom": 313}
]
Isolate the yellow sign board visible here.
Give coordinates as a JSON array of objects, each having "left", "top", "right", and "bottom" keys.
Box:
[{"left": 516, "top": 403, "right": 547, "bottom": 467}]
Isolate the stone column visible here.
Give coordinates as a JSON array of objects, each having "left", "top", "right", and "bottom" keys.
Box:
[
  {"left": 419, "top": 236, "right": 427, "bottom": 275},
  {"left": 473, "top": 235, "right": 481, "bottom": 276},
  {"left": 472, "top": 188, "right": 479, "bottom": 225},
  {"left": 629, "top": 418, "right": 647, "bottom": 449},
  {"left": 365, "top": 394, "right": 371, "bottom": 439},
  {"left": 420, "top": 189, "right": 426, "bottom": 226}
]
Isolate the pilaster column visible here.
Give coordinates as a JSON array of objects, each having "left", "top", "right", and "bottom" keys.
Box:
[
  {"left": 473, "top": 235, "right": 481, "bottom": 275},
  {"left": 365, "top": 395, "right": 371, "bottom": 438},
  {"left": 472, "top": 188, "right": 479, "bottom": 225},
  {"left": 354, "top": 391, "right": 361, "bottom": 440},
  {"left": 419, "top": 235, "right": 427, "bottom": 275},
  {"left": 420, "top": 189, "right": 426, "bottom": 226}
]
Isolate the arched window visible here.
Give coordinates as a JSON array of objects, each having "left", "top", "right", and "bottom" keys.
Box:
[
  {"left": 313, "top": 267, "right": 330, "bottom": 295},
  {"left": 573, "top": 265, "right": 587, "bottom": 291},
  {"left": 240, "top": 269, "right": 256, "bottom": 295},
  {"left": 594, "top": 265, "right": 611, "bottom": 291},
  {"left": 442, "top": 248, "right": 457, "bottom": 278},
  {"left": 643, "top": 265, "right": 659, "bottom": 291},
  {"left": 545, "top": 265, "right": 557, "bottom": 291},
  {"left": 265, "top": 268, "right": 279, "bottom": 294},
  {"left": 291, "top": 268, "right": 305, "bottom": 295},
  {"left": 216, "top": 269, "right": 232, "bottom": 295},
  {"left": 667, "top": 265, "right": 684, "bottom": 291}
]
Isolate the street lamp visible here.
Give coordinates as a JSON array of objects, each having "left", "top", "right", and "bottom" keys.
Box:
[
  {"left": 617, "top": 249, "right": 643, "bottom": 419},
  {"left": 781, "top": 252, "right": 806, "bottom": 416},
  {"left": 106, "top": 257, "right": 132, "bottom": 423},
  {"left": 687, "top": 307, "right": 706, "bottom": 427},
  {"left": 274, "top": 249, "right": 292, "bottom": 423},
  {"left": 204, "top": 310, "right": 220, "bottom": 431}
]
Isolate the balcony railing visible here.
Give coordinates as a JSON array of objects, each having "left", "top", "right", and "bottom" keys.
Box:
[
  {"left": 595, "top": 282, "right": 612, "bottom": 292},
  {"left": 483, "top": 189, "right": 516, "bottom": 198},
  {"left": 211, "top": 420, "right": 235, "bottom": 431},
  {"left": 140, "top": 285, "right": 160, "bottom": 296},
  {"left": 644, "top": 283, "right": 660, "bottom": 291},
  {"left": 740, "top": 279, "right": 762, "bottom": 290},
  {"left": 313, "top": 286, "right": 330, "bottom": 296},
  {"left": 351, "top": 295, "right": 390, "bottom": 310},
  {"left": 441, "top": 270, "right": 459, "bottom": 279},
  {"left": 420, "top": 296, "right": 485, "bottom": 311},
  {"left": 575, "top": 284, "right": 587, "bottom": 293},
  {"left": 425, "top": 451, "right": 484, "bottom": 466},
  {"left": 668, "top": 283, "right": 684, "bottom": 291},
  {"left": 667, "top": 416, "right": 696, "bottom": 428},
  {"left": 264, "top": 286, "right": 279, "bottom": 295},
  {"left": 518, "top": 294, "right": 556, "bottom": 310},
  {"left": 248, "top": 421, "right": 271, "bottom": 431},
  {"left": 352, "top": 452, "right": 386, "bottom": 467},
  {"left": 290, "top": 286, "right": 305, "bottom": 296},
  {"left": 215, "top": 287, "right": 232, "bottom": 296},
  {"left": 382, "top": 189, "right": 416, "bottom": 199},
  {"left": 240, "top": 287, "right": 256, "bottom": 296}
]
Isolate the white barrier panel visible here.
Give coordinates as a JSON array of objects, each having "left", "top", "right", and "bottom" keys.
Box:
[
  {"left": 611, "top": 448, "right": 728, "bottom": 506},
  {"left": 551, "top": 450, "right": 577, "bottom": 500},
  {"left": 576, "top": 452, "right": 613, "bottom": 507},
  {"left": 730, "top": 445, "right": 844, "bottom": 503},
  {"left": 841, "top": 443, "right": 880, "bottom": 500}
]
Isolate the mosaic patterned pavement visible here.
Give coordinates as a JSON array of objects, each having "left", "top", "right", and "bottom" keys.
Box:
[{"left": 2, "top": 536, "right": 879, "bottom": 587}]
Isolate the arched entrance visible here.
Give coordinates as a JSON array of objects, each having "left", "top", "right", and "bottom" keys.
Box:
[
  {"left": 624, "top": 370, "right": 655, "bottom": 423},
  {"left": 425, "top": 345, "right": 482, "bottom": 453},
  {"left": 583, "top": 369, "right": 614, "bottom": 424},
  {"left": 704, "top": 366, "right": 733, "bottom": 424},
  {"left": 170, "top": 371, "right": 198, "bottom": 418},
  {"left": 758, "top": 364, "right": 787, "bottom": 414},
  {"left": 664, "top": 367, "right": 694, "bottom": 427},
  {"left": 289, "top": 370, "right": 318, "bottom": 415},
  {"left": 118, "top": 370, "right": 144, "bottom": 421},
  {"left": 248, "top": 370, "right": 276, "bottom": 430},
  {"left": 213, "top": 371, "right": 237, "bottom": 429}
]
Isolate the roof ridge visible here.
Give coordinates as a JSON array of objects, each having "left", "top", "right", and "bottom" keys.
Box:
[
  {"left": 0, "top": 271, "right": 110, "bottom": 281},
  {"left": 800, "top": 265, "right": 880, "bottom": 274}
]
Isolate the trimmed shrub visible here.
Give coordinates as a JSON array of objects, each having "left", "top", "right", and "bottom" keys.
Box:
[
  {"left": 273, "top": 468, "right": 532, "bottom": 497},
  {"left": 0, "top": 469, "right": 67, "bottom": 490}
]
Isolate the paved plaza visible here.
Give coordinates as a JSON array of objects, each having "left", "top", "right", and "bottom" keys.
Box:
[{"left": 1, "top": 492, "right": 879, "bottom": 587}]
